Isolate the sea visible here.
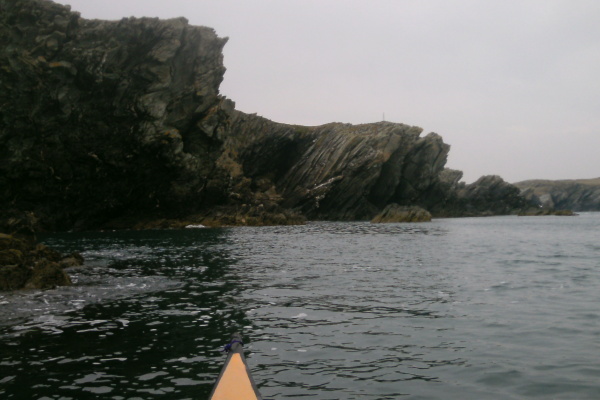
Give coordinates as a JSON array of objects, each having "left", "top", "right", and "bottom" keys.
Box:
[{"left": 1, "top": 213, "right": 599, "bottom": 399}]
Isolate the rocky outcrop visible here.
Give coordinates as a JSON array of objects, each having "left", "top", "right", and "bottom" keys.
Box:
[
  {"left": 371, "top": 204, "right": 432, "bottom": 223},
  {"left": 424, "top": 175, "right": 532, "bottom": 217},
  {"left": 514, "top": 178, "right": 600, "bottom": 211},
  {"left": 0, "top": 0, "right": 533, "bottom": 231},
  {"left": 455, "top": 175, "right": 531, "bottom": 216},
  {"left": 1, "top": 0, "right": 234, "bottom": 230},
  {"left": 228, "top": 114, "right": 450, "bottom": 220},
  {"left": 0, "top": 233, "right": 81, "bottom": 291}
]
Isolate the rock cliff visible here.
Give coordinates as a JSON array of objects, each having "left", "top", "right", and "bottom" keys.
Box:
[
  {"left": 514, "top": 178, "right": 600, "bottom": 211},
  {"left": 1, "top": 0, "right": 233, "bottom": 230},
  {"left": 0, "top": 0, "right": 532, "bottom": 233}
]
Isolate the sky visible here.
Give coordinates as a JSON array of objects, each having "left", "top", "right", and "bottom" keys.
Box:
[{"left": 55, "top": 0, "right": 600, "bottom": 183}]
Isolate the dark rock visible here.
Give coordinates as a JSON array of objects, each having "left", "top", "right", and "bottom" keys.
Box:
[
  {"left": 0, "top": 264, "right": 32, "bottom": 291},
  {"left": 458, "top": 175, "right": 530, "bottom": 215},
  {"left": 1, "top": 0, "right": 231, "bottom": 231},
  {"left": 0, "top": 233, "right": 81, "bottom": 291},
  {"left": 517, "top": 208, "right": 576, "bottom": 216},
  {"left": 24, "top": 259, "right": 72, "bottom": 289},
  {"left": 371, "top": 204, "right": 432, "bottom": 223},
  {"left": 514, "top": 178, "right": 600, "bottom": 211},
  {"left": 431, "top": 175, "right": 532, "bottom": 217},
  {"left": 0, "top": 249, "right": 25, "bottom": 265}
]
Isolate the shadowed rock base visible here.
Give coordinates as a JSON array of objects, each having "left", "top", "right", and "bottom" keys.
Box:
[
  {"left": 371, "top": 204, "right": 432, "bottom": 223},
  {"left": 517, "top": 208, "right": 576, "bottom": 216}
]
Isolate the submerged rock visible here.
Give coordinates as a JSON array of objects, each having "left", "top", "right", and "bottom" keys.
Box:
[{"left": 371, "top": 204, "right": 432, "bottom": 223}]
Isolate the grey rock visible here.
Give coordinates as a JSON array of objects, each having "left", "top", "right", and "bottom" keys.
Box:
[
  {"left": 514, "top": 178, "right": 600, "bottom": 211},
  {"left": 456, "top": 175, "right": 531, "bottom": 216},
  {"left": 1, "top": 0, "right": 230, "bottom": 230}
]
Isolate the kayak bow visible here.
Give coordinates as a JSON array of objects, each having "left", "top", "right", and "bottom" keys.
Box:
[{"left": 209, "top": 333, "right": 262, "bottom": 400}]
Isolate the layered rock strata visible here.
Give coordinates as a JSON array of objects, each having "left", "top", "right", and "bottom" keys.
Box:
[{"left": 228, "top": 113, "right": 451, "bottom": 221}]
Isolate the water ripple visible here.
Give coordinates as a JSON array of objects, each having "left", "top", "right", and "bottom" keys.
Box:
[{"left": 1, "top": 215, "right": 600, "bottom": 399}]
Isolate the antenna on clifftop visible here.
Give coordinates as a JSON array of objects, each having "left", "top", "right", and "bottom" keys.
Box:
[{"left": 383, "top": 112, "right": 385, "bottom": 122}]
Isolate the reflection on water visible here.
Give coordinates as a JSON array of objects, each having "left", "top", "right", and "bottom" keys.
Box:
[{"left": 1, "top": 215, "right": 600, "bottom": 399}]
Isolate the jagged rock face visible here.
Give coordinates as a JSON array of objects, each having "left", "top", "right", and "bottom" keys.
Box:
[
  {"left": 514, "top": 178, "right": 600, "bottom": 211},
  {"left": 229, "top": 115, "right": 451, "bottom": 220},
  {"left": 1, "top": 0, "right": 231, "bottom": 230},
  {"left": 456, "top": 175, "right": 531, "bottom": 216}
]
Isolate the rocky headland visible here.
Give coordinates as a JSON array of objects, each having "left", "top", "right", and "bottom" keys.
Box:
[
  {"left": 1, "top": 0, "right": 538, "bottom": 249},
  {"left": 514, "top": 178, "right": 600, "bottom": 212}
]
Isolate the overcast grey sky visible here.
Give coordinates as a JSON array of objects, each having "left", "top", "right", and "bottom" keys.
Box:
[{"left": 55, "top": 0, "right": 600, "bottom": 183}]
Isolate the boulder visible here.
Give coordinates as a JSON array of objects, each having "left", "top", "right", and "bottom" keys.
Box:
[
  {"left": 24, "top": 260, "right": 72, "bottom": 290},
  {"left": 0, "top": 233, "right": 82, "bottom": 291}
]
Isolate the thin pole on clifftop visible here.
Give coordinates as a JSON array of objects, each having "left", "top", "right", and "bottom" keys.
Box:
[{"left": 383, "top": 112, "right": 385, "bottom": 122}]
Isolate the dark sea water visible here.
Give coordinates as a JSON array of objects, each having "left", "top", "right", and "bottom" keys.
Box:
[{"left": 1, "top": 213, "right": 599, "bottom": 399}]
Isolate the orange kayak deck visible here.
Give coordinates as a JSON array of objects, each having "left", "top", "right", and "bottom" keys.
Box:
[{"left": 209, "top": 334, "right": 262, "bottom": 400}]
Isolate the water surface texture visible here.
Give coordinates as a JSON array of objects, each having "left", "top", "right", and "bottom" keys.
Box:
[{"left": 1, "top": 214, "right": 599, "bottom": 399}]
